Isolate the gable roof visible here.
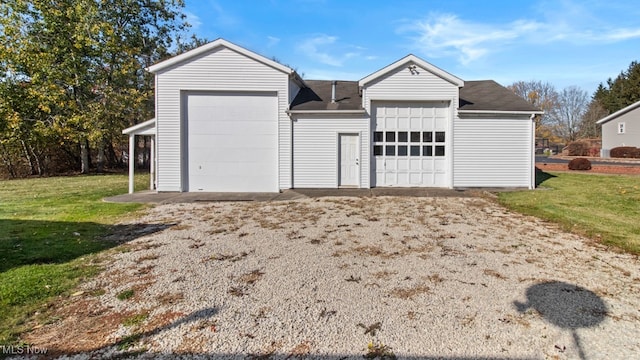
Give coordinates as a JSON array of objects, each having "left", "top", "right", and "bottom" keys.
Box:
[
  {"left": 147, "top": 38, "right": 294, "bottom": 75},
  {"left": 123, "top": 118, "right": 156, "bottom": 136},
  {"left": 459, "top": 80, "right": 543, "bottom": 113},
  {"left": 596, "top": 100, "right": 640, "bottom": 124},
  {"left": 359, "top": 54, "right": 464, "bottom": 87},
  {"left": 289, "top": 80, "right": 363, "bottom": 112}
]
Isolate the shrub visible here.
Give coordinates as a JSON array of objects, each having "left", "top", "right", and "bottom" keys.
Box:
[
  {"left": 564, "top": 141, "right": 591, "bottom": 156},
  {"left": 610, "top": 146, "right": 640, "bottom": 158},
  {"left": 568, "top": 158, "right": 592, "bottom": 171}
]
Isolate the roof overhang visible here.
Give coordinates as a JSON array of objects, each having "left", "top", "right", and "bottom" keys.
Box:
[
  {"left": 458, "top": 110, "right": 544, "bottom": 115},
  {"left": 123, "top": 118, "right": 156, "bottom": 136},
  {"left": 596, "top": 100, "right": 640, "bottom": 124},
  {"left": 146, "top": 38, "right": 294, "bottom": 75},
  {"left": 359, "top": 54, "right": 464, "bottom": 88},
  {"left": 286, "top": 110, "right": 367, "bottom": 115}
]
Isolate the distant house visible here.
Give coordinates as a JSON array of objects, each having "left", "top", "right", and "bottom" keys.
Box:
[
  {"left": 597, "top": 100, "right": 640, "bottom": 157},
  {"left": 123, "top": 38, "right": 542, "bottom": 193}
]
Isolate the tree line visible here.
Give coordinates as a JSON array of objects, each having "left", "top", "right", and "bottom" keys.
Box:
[
  {"left": 508, "top": 61, "right": 640, "bottom": 145},
  {"left": 0, "top": 0, "right": 202, "bottom": 178}
]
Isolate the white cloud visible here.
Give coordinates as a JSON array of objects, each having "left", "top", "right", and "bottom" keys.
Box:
[
  {"left": 185, "top": 11, "right": 202, "bottom": 30},
  {"left": 296, "top": 35, "right": 370, "bottom": 67},
  {"left": 297, "top": 35, "right": 343, "bottom": 66},
  {"left": 592, "top": 28, "right": 640, "bottom": 41},
  {"left": 402, "top": 13, "right": 542, "bottom": 65},
  {"left": 210, "top": 1, "right": 239, "bottom": 27},
  {"left": 401, "top": 5, "right": 640, "bottom": 66},
  {"left": 267, "top": 36, "right": 280, "bottom": 47}
]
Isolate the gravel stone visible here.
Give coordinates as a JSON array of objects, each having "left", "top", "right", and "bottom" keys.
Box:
[{"left": 19, "top": 196, "right": 640, "bottom": 359}]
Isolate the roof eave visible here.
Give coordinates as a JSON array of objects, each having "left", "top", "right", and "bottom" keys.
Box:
[
  {"left": 146, "top": 38, "right": 294, "bottom": 75},
  {"left": 123, "top": 118, "right": 156, "bottom": 135},
  {"left": 286, "top": 109, "right": 367, "bottom": 115},
  {"left": 458, "top": 110, "right": 544, "bottom": 115},
  {"left": 596, "top": 100, "right": 640, "bottom": 124},
  {"left": 359, "top": 54, "right": 464, "bottom": 87}
]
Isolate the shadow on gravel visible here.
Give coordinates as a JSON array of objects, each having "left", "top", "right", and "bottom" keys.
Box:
[{"left": 514, "top": 281, "right": 607, "bottom": 360}]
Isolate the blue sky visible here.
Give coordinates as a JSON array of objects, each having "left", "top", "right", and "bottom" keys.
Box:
[{"left": 183, "top": 0, "right": 640, "bottom": 95}]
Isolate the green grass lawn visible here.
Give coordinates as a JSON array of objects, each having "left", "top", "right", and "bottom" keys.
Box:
[
  {"left": 499, "top": 171, "right": 640, "bottom": 254},
  {"left": 0, "top": 173, "right": 148, "bottom": 345}
]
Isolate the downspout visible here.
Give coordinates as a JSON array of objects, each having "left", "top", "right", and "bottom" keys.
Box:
[{"left": 530, "top": 113, "right": 536, "bottom": 190}]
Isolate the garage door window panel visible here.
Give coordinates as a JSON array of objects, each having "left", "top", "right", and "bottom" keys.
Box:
[
  {"left": 386, "top": 132, "right": 396, "bottom": 142},
  {"left": 385, "top": 145, "right": 395, "bottom": 156},
  {"left": 423, "top": 132, "right": 433, "bottom": 142}
]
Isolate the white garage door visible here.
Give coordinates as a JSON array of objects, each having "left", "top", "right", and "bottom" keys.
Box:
[
  {"left": 372, "top": 102, "right": 449, "bottom": 187},
  {"left": 185, "top": 92, "right": 278, "bottom": 192}
]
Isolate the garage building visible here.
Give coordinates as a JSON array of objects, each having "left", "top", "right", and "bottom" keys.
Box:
[{"left": 124, "top": 39, "right": 541, "bottom": 193}]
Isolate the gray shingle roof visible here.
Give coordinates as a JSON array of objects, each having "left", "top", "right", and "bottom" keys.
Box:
[
  {"left": 290, "top": 79, "right": 541, "bottom": 113},
  {"left": 290, "top": 80, "right": 363, "bottom": 111},
  {"left": 459, "top": 80, "right": 541, "bottom": 112}
]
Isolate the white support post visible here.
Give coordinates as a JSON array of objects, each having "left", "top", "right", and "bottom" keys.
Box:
[
  {"left": 150, "top": 136, "right": 155, "bottom": 190},
  {"left": 128, "top": 134, "right": 135, "bottom": 194}
]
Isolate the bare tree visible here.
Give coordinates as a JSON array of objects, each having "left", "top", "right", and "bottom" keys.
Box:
[
  {"left": 508, "top": 81, "right": 559, "bottom": 137},
  {"left": 578, "top": 99, "right": 608, "bottom": 139},
  {"left": 550, "top": 86, "right": 589, "bottom": 142}
]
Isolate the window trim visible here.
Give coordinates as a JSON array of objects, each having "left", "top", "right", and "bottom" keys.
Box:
[{"left": 618, "top": 122, "right": 626, "bottom": 134}]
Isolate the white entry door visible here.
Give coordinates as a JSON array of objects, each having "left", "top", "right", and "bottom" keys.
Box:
[{"left": 339, "top": 134, "right": 359, "bottom": 186}]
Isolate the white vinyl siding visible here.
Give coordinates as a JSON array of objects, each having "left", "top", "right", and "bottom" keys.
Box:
[
  {"left": 363, "top": 64, "right": 459, "bottom": 111},
  {"left": 154, "top": 46, "right": 290, "bottom": 191},
  {"left": 453, "top": 115, "right": 534, "bottom": 188},
  {"left": 600, "top": 107, "right": 640, "bottom": 157},
  {"left": 292, "top": 115, "right": 369, "bottom": 188}
]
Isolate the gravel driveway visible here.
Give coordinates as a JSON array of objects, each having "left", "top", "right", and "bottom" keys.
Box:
[{"left": 22, "top": 196, "right": 640, "bottom": 359}]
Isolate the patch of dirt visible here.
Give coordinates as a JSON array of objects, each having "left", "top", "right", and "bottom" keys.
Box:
[{"left": 24, "top": 297, "right": 136, "bottom": 356}]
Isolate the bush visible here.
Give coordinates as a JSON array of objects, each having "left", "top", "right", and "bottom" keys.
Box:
[
  {"left": 564, "top": 141, "right": 591, "bottom": 156},
  {"left": 568, "top": 158, "right": 592, "bottom": 171},
  {"left": 610, "top": 146, "right": 640, "bottom": 158}
]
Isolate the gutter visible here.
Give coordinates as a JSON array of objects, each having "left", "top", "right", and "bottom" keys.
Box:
[
  {"left": 286, "top": 109, "right": 367, "bottom": 115},
  {"left": 457, "top": 110, "right": 544, "bottom": 115}
]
